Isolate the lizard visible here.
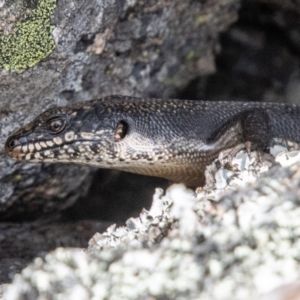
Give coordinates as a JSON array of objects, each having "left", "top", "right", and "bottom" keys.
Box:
[{"left": 4, "top": 95, "right": 300, "bottom": 187}]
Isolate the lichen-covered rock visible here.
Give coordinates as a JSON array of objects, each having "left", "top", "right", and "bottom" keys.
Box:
[
  {"left": 0, "top": 0, "right": 56, "bottom": 72},
  {"left": 0, "top": 217, "right": 110, "bottom": 284},
  {"left": 0, "top": 0, "right": 239, "bottom": 220},
  {"left": 4, "top": 149, "right": 300, "bottom": 299}
]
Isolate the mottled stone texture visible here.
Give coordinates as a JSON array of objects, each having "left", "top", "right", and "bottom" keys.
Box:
[
  {"left": 0, "top": 0, "right": 239, "bottom": 220},
  {"left": 4, "top": 161, "right": 300, "bottom": 299},
  {"left": 0, "top": 218, "right": 110, "bottom": 283}
]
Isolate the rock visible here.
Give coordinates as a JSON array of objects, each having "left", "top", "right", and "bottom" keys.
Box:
[
  {"left": 0, "top": 0, "right": 239, "bottom": 220},
  {"left": 3, "top": 148, "right": 300, "bottom": 299}
]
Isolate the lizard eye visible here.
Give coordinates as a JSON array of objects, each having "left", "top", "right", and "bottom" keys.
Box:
[{"left": 48, "top": 118, "right": 66, "bottom": 134}]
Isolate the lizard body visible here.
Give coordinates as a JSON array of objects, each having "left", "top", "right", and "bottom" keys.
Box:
[{"left": 5, "top": 96, "right": 300, "bottom": 186}]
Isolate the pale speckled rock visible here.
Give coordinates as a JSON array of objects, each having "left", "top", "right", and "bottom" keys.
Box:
[
  {"left": 0, "top": 217, "right": 110, "bottom": 285},
  {"left": 4, "top": 146, "right": 300, "bottom": 299}
]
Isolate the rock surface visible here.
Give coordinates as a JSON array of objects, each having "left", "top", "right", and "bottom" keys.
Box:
[
  {"left": 3, "top": 148, "right": 300, "bottom": 299},
  {"left": 0, "top": 0, "right": 239, "bottom": 220}
]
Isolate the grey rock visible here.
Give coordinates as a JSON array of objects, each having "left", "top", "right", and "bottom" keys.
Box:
[
  {"left": 0, "top": 216, "right": 110, "bottom": 283},
  {"left": 0, "top": 0, "right": 239, "bottom": 219},
  {"left": 3, "top": 153, "right": 300, "bottom": 299}
]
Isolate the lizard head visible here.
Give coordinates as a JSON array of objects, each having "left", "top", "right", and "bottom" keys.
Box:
[{"left": 5, "top": 100, "right": 121, "bottom": 165}]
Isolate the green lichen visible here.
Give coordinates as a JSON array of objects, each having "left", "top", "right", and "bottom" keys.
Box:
[
  {"left": 0, "top": 0, "right": 56, "bottom": 73},
  {"left": 13, "top": 174, "right": 23, "bottom": 181},
  {"left": 196, "top": 15, "right": 206, "bottom": 25},
  {"left": 186, "top": 50, "right": 196, "bottom": 61}
]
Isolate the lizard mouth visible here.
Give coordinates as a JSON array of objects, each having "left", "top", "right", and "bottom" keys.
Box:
[
  {"left": 5, "top": 135, "right": 98, "bottom": 162},
  {"left": 5, "top": 136, "right": 63, "bottom": 161}
]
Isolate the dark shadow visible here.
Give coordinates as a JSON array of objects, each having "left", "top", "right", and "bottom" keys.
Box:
[{"left": 63, "top": 170, "right": 169, "bottom": 224}]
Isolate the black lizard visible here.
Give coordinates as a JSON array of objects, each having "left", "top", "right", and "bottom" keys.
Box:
[{"left": 5, "top": 96, "right": 300, "bottom": 186}]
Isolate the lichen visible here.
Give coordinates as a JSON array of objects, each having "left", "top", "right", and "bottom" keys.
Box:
[
  {"left": 196, "top": 15, "right": 206, "bottom": 25},
  {"left": 0, "top": 0, "right": 56, "bottom": 73},
  {"left": 186, "top": 50, "right": 196, "bottom": 61}
]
